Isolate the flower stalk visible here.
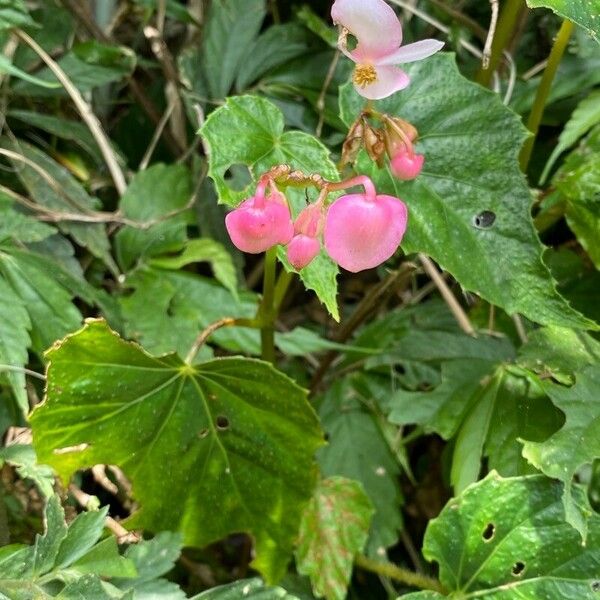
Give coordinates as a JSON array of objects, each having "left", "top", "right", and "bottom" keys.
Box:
[{"left": 519, "top": 19, "right": 574, "bottom": 171}]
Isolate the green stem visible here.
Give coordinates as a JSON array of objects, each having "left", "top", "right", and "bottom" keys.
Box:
[
  {"left": 475, "top": 0, "right": 525, "bottom": 87},
  {"left": 355, "top": 555, "right": 445, "bottom": 593},
  {"left": 519, "top": 19, "right": 574, "bottom": 171},
  {"left": 259, "top": 247, "right": 278, "bottom": 363}
]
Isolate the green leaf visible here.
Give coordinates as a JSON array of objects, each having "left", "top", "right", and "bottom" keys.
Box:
[
  {"left": 122, "top": 532, "right": 182, "bottom": 584},
  {"left": 389, "top": 358, "right": 500, "bottom": 440},
  {"left": 33, "top": 496, "right": 68, "bottom": 576},
  {"left": 0, "top": 54, "right": 60, "bottom": 88},
  {"left": 526, "top": 0, "right": 600, "bottom": 43},
  {"left": 339, "top": 54, "right": 597, "bottom": 330},
  {"left": 115, "top": 164, "right": 193, "bottom": 271},
  {"left": 201, "top": 95, "right": 338, "bottom": 207},
  {"left": 58, "top": 574, "right": 131, "bottom": 599},
  {"left": 120, "top": 267, "right": 259, "bottom": 358},
  {"left": 13, "top": 41, "right": 136, "bottom": 98},
  {"left": 318, "top": 379, "right": 402, "bottom": 556},
  {"left": 0, "top": 445, "right": 54, "bottom": 497},
  {"left": 201, "top": 0, "right": 266, "bottom": 98},
  {"left": 0, "top": 494, "right": 137, "bottom": 597},
  {"left": 522, "top": 365, "right": 600, "bottom": 539},
  {"left": 200, "top": 95, "right": 340, "bottom": 319},
  {"left": 55, "top": 507, "right": 108, "bottom": 569},
  {"left": 1, "top": 139, "right": 116, "bottom": 272},
  {"left": 236, "top": 23, "right": 313, "bottom": 91},
  {"left": 0, "top": 245, "right": 84, "bottom": 352},
  {"left": 0, "top": 204, "right": 56, "bottom": 244},
  {"left": 30, "top": 320, "right": 324, "bottom": 583},
  {"left": 541, "top": 90, "right": 600, "bottom": 182},
  {"left": 149, "top": 238, "right": 237, "bottom": 297},
  {"left": 413, "top": 473, "right": 600, "bottom": 598},
  {"left": 0, "top": 0, "right": 37, "bottom": 30},
  {"left": 8, "top": 110, "right": 124, "bottom": 167},
  {"left": 295, "top": 477, "right": 373, "bottom": 600},
  {"left": 72, "top": 537, "right": 137, "bottom": 579},
  {"left": 112, "top": 532, "right": 184, "bottom": 599},
  {"left": 451, "top": 367, "right": 564, "bottom": 492},
  {"left": 518, "top": 326, "right": 600, "bottom": 384},
  {"left": 192, "top": 578, "right": 299, "bottom": 599},
  {"left": 0, "top": 276, "right": 31, "bottom": 413}
]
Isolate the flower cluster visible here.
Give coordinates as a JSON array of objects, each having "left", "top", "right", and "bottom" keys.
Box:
[
  {"left": 225, "top": 175, "right": 407, "bottom": 273},
  {"left": 225, "top": 0, "right": 441, "bottom": 274}
]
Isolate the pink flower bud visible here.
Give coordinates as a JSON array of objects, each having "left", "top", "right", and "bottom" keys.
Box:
[
  {"left": 324, "top": 190, "right": 408, "bottom": 273},
  {"left": 390, "top": 150, "right": 424, "bottom": 180},
  {"left": 225, "top": 183, "right": 294, "bottom": 254},
  {"left": 287, "top": 234, "right": 321, "bottom": 270}
]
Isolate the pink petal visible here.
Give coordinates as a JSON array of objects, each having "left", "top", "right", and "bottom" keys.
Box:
[
  {"left": 226, "top": 197, "right": 293, "bottom": 254},
  {"left": 331, "top": 0, "right": 402, "bottom": 60},
  {"left": 354, "top": 65, "right": 409, "bottom": 100},
  {"left": 376, "top": 39, "right": 444, "bottom": 65},
  {"left": 324, "top": 193, "right": 408, "bottom": 272}
]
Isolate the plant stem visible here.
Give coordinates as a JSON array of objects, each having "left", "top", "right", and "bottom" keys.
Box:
[
  {"left": 475, "top": 0, "right": 525, "bottom": 87},
  {"left": 355, "top": 555, "right": 444, "bottom": 593},
  {"left": 519, "top": 19, "right": 574, "bottom": 171},
  {"left": 419, "top": 255, "right": 476, "bottom": 336},
  {"left": 260, "top": 247, "right": 278, "bottom": 363}
]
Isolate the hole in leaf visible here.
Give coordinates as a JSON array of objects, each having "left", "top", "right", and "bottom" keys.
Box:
[
  {"left": 472, "top": 210, "right": 496, "bottom": 229},
  {"left": 216, "top": 415, "right": 230, "bottom": 431},
  {"left": 224, "top": 164, "right": 252, "bottom": 192},
  {"left": 324, "top": 432, "right": 330, "bottom": 442},
  {"left": 592, "top": 581, "right": 600, "bottom": 593},
  {"left": 511, "top": 561, "right": 525, "bottom": 577},
  {"left": 482, "top": 522, "right": 495, "bottom": 542},
  {"left": 198, "top": 428, "right": 209, "bottom": 439}
]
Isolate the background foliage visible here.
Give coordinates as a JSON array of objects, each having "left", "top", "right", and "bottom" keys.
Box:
[{"left": 0, "top": 0, "right": 599, "bottom": 598}]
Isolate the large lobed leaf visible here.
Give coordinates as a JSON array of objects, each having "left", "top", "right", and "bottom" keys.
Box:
[
  {"left": 404, "top": 473, "right": 600, "bottom": 599},
  {"left": 30, "top": 320, "right": 324, "bottom": 583},
  {"left": 339, "top": 54, "right": 597, "bottom": 330}
]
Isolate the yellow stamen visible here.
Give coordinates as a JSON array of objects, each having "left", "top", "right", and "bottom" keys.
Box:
[{"left": 353, "top": 64, "right": 377, "bottom": 88}]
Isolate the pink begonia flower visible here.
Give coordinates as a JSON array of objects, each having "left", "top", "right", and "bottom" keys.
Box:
[
  {"left": 324, "top": 177, "right": 408, "bottom": 272},
  {"left": 225, "top": 181, "right": 293, "bottom": 254},
  {"left": 390, "top": 149, "right": 424, "bottom": 180},
  {"left": 331, "top": 0, "right": 444, "bottom": 100},
  {"left": 287, "top": 202, "right": 326, "bottom": 270}
]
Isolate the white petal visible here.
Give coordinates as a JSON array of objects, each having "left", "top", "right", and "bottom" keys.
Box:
[
  {"left": 377, "top": 39, "right": 445, "bottom": 65},
  {"left": 331, "top": 0, "right": 402, "bottom": 59},
  {"left": 354, "top": 65, "right": 410, "bottom": 100}
]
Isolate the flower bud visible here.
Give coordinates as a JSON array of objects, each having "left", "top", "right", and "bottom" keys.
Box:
[
  {"left": 390, "top": 150, "right": 424, "bottom": 180},
  {"left": 225, "top": 182, "right": 293, "bottom": 254},
  {"left": 287, "top": 234, "right": 321, "bottom": 270}
]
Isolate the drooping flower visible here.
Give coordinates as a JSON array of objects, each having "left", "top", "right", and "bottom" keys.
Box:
[
  {"left": 225, "top": 181, "right": 294, "bottom": 254},
  {"left": 390, "top": 148, "right": 424, "bottom": 180},
  {"left": 286, "top": 201, "right": 325, "bottom": 270},
  {"left": 324, "top": 177, "right": 408, "bottom": 272},
  {"left": 331, "top": 0, "right": 444, "bottom": 100}
]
